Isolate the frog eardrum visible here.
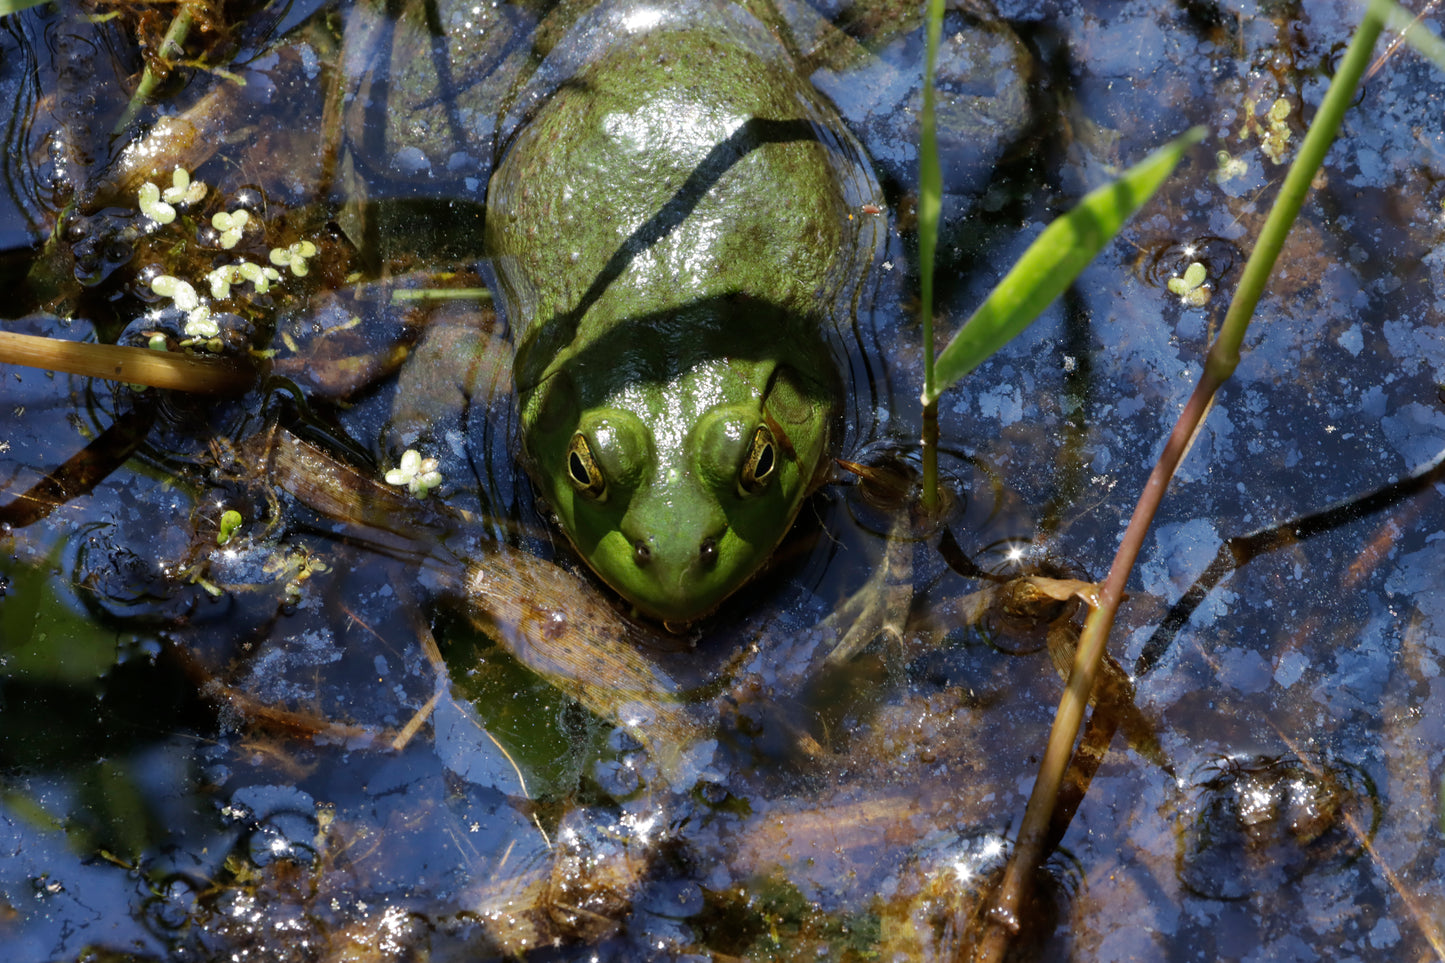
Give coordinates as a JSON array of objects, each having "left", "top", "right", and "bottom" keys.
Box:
[{"left": 485, "top": 0, "right": 882, "bottom": 622}]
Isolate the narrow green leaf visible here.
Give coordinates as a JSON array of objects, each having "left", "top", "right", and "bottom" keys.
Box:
[
  {"left": 918, "top": 0, "right": 945, "bottom": 405},
  {"left": 1208, "top": 4, "right": 1386, "bottom": 381},
  {"left": 0, "top": 0, "right": 51, "bottom": 15},
  {"left": 924, "top": 126, "right": 1205, "bottom": 406},
  {"left": 918, "top": 0, "right": 946, "bottom": 510}
]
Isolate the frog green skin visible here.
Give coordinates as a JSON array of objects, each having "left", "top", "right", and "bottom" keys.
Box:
[{"left": 484, "top": 1, "right": 880, "bottom": 623}]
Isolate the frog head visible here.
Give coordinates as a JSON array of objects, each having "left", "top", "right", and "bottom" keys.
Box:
[{"left": 520, "top": 302, "right": 840, "bottom": 623}]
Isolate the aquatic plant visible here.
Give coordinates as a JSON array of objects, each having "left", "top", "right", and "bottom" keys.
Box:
[
  {"left": 385, "top": 448, "right": 445, "bottom": 498},
  {"left": 270, "top": 240, "right": 318, "bottom": 276},
  {"left": 912, "top": 1, "right": 1445, "bottom": 956},
  {"left": 211, "top": 208, "right": 250, "bottom": 248},
  {"left": 1167, "top": 260, "right": 1212, "bottom": 307}
]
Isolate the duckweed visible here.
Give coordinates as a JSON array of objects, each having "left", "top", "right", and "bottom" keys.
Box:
[
  {"left": 137, "top": 181, "right": 177, "bottom": 225},
  {"left": 1167, "top": 261, "right": 1212, "bottom": 307},
  {"left": 150, "top": 273, "right": 199, "bottom": 310},
  {"left": 211, "top": 209, "right": 250, "bottom": 249},
  {"left": 138, "top": 167, "right": 207, "bottom": 224},
  {"left": 162, "top": 167, "right": 208, "bottom": 207},
  {"left": 269, "top": 240, "right": 318, "bottom": 277},
  {"left": 385, "top": 449, "right": 444, "bottom": 498}
]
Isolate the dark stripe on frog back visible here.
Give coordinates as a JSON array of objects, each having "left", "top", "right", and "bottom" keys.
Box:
[{"left": 486, "top": 4, "right": 878, "bottom": 391}]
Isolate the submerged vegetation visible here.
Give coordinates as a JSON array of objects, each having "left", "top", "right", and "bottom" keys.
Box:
[{"left": 1, "top": 0, "right": 1444, "bottom": 960}]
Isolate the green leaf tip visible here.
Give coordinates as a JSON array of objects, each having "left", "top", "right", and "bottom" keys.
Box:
[
  {"left": 0, "top": 0, "right": 54, "bottom": 17},
  {"left": 922, "top": 126, "right": 1205, "bottom": 407},
  {"left": 217, "top": 509, "right": 244, "bottom": 546}
]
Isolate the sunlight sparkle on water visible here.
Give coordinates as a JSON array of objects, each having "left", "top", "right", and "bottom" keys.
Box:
[
  {"left": 622, "top": 7, "right": 664, "bottom": 32},
  {"left": 377, "top": 904, "right": 410, "bottom": 953},
  {"left": 1238, "top": 782, "right": 1275, "bottom": 823},
  {"left": 951, "top": 835, "right": 1007, "bottom": 885},
  {"left": 623, "top": 811, "right": 659, "bottom": 844}
]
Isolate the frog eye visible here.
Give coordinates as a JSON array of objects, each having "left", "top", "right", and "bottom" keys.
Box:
[
  {"left": 567, "top": 432, "right": 607, "bottom": 500},
  {"left": 738, "top": 425, "right": 777, "bottom": 495}
]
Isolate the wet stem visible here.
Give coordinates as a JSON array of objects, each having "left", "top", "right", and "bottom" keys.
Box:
[
  {"left": 975, "top": 2, "right": 1392, "bottom": 957},
  {"left": 917, "top": 0, "right": 944, "bottom": 513},
  {"left": 113, "top": 3, "right": 195, "bottom": 135}
]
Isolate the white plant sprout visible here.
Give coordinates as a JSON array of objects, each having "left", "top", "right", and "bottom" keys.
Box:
[
  {"left": 385, "top": 449, "right": 444, "bottom": 498},
  {"left": 269, "top": 240, "right": 318, "bottom": 277},
  {"left": 137, "top": 166, "right": 209, "bottom": 225},
  {"left": 134, "top": 166, "right": 320, "bottom": 352}
]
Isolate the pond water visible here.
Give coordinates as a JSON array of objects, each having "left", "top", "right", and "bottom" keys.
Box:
[{"left": 2, "top": 0, "right": 1444, "bottom": 960}]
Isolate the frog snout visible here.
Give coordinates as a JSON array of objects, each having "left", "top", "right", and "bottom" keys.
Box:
[
  {"left": 611, "top": 487, "right": 733, "bottom": 620},
  {"left": 625, "top": 525, "right": 725, "bottom": 578}
]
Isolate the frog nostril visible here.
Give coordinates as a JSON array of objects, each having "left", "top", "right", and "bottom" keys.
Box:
[
  {"left": 699, "top": 537, "right": 718, "bottom": 568},
  {"left": 633, "top": 540, "right": 652, "bottom": 567}
]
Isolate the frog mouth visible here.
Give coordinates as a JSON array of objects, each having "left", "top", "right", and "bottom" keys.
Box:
[{"left": 585, "top": 537, "right": 760, "bottom": 627}]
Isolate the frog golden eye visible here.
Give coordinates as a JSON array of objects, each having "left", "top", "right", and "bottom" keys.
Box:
[
  {"left": 567, "top": 432, "right": 607, "bottom": 500},
  {"left": 739, "top": 425, "right": 777, "bottom": 495}
]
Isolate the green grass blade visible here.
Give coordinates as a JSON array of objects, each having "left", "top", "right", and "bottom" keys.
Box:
[
  {"left": 917, "top": 0, "right": 945, "bottom": 510},
  {"left": 923, "top": 126, "right": 1205, "bottom": 406},
  {"left": 919, "top": 0, "right": 944, "bottom": 405},
  {"left": 1208, "top": 0, "right": 1388, "bottom": 381},
  {"left": 0, "top": 0, "right": 51, "bottom": 14}
]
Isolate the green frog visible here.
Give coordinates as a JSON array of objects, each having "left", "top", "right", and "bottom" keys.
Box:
[{"left": 483, "top": 0, "right": 883, "bottom": 623}]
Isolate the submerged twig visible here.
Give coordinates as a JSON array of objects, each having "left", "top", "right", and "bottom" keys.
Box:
[
  {"left": 0, "top": 407, "right": 154, "bottom": 526},
  {"left": 976, "top": 4, "right": 1392, "bottom": 958},
  {"left": 1368, "top": 0, "right": 1445, "bottom": 79},
  {"left": 1133, "top": 442, "right": 1445, "bottom": 676},
  {"left": 0, "top": 330, "right": 254, "bottom": 393}
]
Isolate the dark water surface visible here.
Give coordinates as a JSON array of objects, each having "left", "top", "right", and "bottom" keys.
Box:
[{"left": 2, "top": 0, "right": 1444, "bottom": 959}]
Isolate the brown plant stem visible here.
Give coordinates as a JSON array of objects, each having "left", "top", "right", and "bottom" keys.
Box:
[
  {"left": 0, "top": 407, "right": 154, "bottom": 526},
  {"left": 974, "top": 371, "right": 1219, "bottom": 961},
  {"left": 0, "top": 330, "right": 254, "bottom": 393}
]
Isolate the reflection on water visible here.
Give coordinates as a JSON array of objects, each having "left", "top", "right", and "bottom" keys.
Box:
[{"left": 2, "top": 0, "right": 1445, "bottom": 959}]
